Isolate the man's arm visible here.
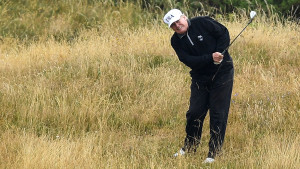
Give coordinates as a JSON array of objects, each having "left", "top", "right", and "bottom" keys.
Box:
[
  {"left": 202, "top": 17, "right": 230, "bottom": 54},
  {"left": 171, "top": 41, "right": 213, "bottom": 69}
]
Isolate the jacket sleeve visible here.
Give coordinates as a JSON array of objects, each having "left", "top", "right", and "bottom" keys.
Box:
[
  {"left": 202, "top": 17, "right": 230, "bottom": 54},
  {"left": 171, "top": 38, "right": 213, "bottom": 69}
]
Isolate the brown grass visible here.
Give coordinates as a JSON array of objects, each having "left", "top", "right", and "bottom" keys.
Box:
[{"left": 0, "top": 12, "right": 299, "bottom": 168}]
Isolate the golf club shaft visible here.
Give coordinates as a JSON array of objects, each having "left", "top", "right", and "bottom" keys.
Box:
[{"left": 221, "top": 18, "right": 254, "bottom": 55}]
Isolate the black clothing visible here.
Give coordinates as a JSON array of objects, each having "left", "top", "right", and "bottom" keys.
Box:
[
  {"left": 170, "top": 16, "right": 234, "bottom": 158},
  {"left": 171, "top": 16, "right": 233, "bottom": 81},
  {"left": 185, "top": 71, "right": 233, "bottom": 158}
]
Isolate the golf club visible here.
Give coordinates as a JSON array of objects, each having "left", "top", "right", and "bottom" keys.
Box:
[{"left": 214, "top": 11, "right": 257, "bottom": 64}]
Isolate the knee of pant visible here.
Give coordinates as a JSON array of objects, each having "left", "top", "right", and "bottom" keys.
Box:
[
  {"left": 210, "top": 109, "right": 228, "bottom": 119},
  {"left": 186, "top": 111, "right": 206, "bottom": 122}
]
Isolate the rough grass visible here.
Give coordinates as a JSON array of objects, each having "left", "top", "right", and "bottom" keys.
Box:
[{"left": 0, "top": 5, "right": 300, "bottom": 169}]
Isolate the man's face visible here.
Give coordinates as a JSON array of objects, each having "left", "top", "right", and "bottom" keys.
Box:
[{"left": 170, "top": 15, "right": 188, "bottom": 34}]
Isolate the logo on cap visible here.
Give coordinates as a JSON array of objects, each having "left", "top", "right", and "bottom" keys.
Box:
[{"left": 165, "top": 14, "right": 174, "bottom": 22}]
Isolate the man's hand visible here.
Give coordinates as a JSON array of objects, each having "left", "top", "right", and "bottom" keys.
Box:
[{"left": 212, "top": 52, "right": 224, "bottom": 64}]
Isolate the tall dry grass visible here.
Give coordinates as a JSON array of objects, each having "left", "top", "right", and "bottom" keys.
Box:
[{"left": 0, "top": 6, "right": 300, "bottom": 169}]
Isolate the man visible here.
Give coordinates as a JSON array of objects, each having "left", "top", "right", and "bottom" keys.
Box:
[{"left": 163, "top": 9, "right": 234, "bottom": 163}]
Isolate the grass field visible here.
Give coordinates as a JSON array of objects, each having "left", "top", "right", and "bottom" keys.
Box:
[{"left": 0, "top": 1, "right": 299, "bottom": 168}]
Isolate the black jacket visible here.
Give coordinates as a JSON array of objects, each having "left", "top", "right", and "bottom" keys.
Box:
[{"left": 171, "top": 16, "right": 234, "bottom": 82}]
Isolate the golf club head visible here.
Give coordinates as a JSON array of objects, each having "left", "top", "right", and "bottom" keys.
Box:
[{"left": 250, "top": 11, "right": 257, "bottom": 19}]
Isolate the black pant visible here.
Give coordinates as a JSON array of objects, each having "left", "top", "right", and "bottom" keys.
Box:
[{"left": 184, "top": 71, "right": 233, "bottom": 158}]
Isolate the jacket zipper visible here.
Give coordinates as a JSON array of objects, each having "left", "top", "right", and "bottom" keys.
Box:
[{"left": 186, "top": 31, "right": 194, "bottom": 46}]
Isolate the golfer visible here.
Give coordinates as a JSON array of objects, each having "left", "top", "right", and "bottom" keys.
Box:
[{"left": 163, "top": 9, "right": 234, "bottom": 163}]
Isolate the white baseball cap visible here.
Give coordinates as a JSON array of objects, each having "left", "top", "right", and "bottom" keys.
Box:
[{"left": 163, "top": 9, "right": 183, "bottom": 27}]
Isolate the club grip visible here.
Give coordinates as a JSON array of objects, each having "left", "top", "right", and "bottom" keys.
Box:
[
  {"left": 214, "top": 59, "right": 223, "bottom": 65},
  {"left": 213, "top": 50, "right": 226, "bottom": 65}
]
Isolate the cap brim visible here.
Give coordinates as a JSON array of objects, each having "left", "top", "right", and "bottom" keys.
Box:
[{"left": 168, "top": 15, "right": 181, "bottom": 27}]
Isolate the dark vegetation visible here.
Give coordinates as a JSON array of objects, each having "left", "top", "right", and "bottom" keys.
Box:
[{"left": 0, "top": 0, "right": 298, "bottom": 41}]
